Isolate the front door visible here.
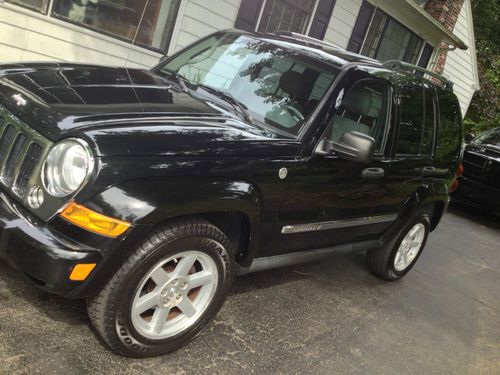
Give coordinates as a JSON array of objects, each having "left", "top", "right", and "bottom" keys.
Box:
[{"left": 271, "top": 75, "right": 402, "bottom": 255}]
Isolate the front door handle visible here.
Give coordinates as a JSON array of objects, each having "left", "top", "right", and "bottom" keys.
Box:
[{"left": 362, "top": 167, "right": 385, "bottom": 180}]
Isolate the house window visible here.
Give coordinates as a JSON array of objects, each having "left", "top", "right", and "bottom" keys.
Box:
[
  {"left": 5, "top": 0, "right": 181, "bottom": 52},
  {"left": 360, "top": 10, "right": 424, "bottom": 64},
  {"left": 6, "top": 0, "right": 49, "bottom": 13},
  {"left": 257, "top": 0, "right": 317, "bottom": 34}
]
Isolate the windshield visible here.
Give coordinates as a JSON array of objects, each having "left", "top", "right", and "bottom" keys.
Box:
[
  {"left": 156, "top": 32, "right": 339, "bottom": 136},
  {"left": 475, "top": 128, "right": 500, "bottom": 147}
]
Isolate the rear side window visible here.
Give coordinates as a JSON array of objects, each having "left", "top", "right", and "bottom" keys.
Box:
[
  {"left": 395, "top": 85, "right": 435, "bottom": 155},
  {"left": 436, "top": 90, "right": 462, "bottom": 161}
]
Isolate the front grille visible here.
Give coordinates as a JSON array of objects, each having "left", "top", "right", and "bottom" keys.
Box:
[
  {"left": 463, "top": 151, "right": 487, "bottom": 178},
  {"left": 0, "top": 108, "right": 50, "bottom": 200},
  {"left": 463, "top": 149, "right": 500, "bottom": 190},
  {"left": 0, "top": 125, "right": 16, "bottom": 163},
  {"left": 3, "top": 133, "right": 28, "bottom": 183},
  {"left": 14, "top": 143, "right": 43, "bottom": 197},
  {"left": 484, "top": 161, "right": 500, "bottom": 190}
]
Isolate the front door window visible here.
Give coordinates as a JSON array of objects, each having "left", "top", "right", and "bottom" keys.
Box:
[{"left": 329, "top": 78, "right": 391, "bottom": 153}]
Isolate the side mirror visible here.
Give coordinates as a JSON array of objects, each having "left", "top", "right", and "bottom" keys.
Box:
[
  {"left": 464, "top": 132, "right": 475, "bottom": 143},
  {"left": 318, "top": 131, "right": 376, "bottom": 163}
]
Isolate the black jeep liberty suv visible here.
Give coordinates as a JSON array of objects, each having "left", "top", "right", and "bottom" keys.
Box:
[{"left": 0, "top": 30, "right": 463, "bottom": 357}]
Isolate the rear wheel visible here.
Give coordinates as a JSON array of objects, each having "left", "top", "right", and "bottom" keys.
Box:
[
  {"left": 366, "top": 213, "right": 430, "bottom": 281},
  {"left": 87, "top": 220, "right": 234, "bottom": 358}
]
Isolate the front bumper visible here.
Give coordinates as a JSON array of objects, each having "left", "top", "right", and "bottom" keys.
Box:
[{"left": 0, "top": 190, "right": 101, "bottom": 296}]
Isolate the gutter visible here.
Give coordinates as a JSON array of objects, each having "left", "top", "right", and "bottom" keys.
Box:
[{"left": 402, "top": 0, "right": 469, "bottom": 50}]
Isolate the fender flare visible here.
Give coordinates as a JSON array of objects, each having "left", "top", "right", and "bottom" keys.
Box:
[
  {"left": 84, "top": 176, "right": 262, "bottom": 226},
  {"left": 385, "top": 182, "right": 449, "bottom": 241}
]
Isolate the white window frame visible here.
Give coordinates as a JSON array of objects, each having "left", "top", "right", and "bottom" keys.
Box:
[
  {"left": 3, "top": 0, "right": 181, "bottom": 54},
  {"left": 254, "top": 0, "right": 322, "bottom": 36},
  {"left": 359, "top": 6, "right": 429, "bottom": 66}
]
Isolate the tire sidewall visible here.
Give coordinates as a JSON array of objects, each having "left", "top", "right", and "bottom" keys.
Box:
[
  {"left": 113, "top": 234, "right": 232, "bottom": 357},
  {"left": 386, "top": 214, "right": 430, "bottom": 279}
]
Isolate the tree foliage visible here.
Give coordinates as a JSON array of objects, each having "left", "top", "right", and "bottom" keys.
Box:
[{"left": 465, "top": 0, "right": 499, "bottom": 134}]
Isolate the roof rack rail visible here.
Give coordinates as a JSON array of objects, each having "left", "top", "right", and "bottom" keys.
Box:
[
  {"left": 274, "top": 31, "right": 345, "bottom": 51},
  {"left": 383, "top": 60, "right": 454, "bottom": 90}
]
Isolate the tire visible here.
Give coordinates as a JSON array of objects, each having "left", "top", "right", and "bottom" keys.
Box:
[
  {"left": 366, "top": 212, "right": 430, "bottom": 281},
  {"left": 87, "top": 219, "right": 234, "bottom": 358}
]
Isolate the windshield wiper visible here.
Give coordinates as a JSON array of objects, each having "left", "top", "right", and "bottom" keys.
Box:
[
  {"left": 169, "top": 71, "right": 189, "bottom": 92},
  {"left": 160, "top": 69, "right": 189, "bottom": 92},
  {"left": 197, "top": 84, "right": 255, "bottom": 124},
  {"left": 176, "top": 75, "right": 189, "bottom": 92},
  {"left": 161, "top": 71, "right": 255, "bottom": 125}
]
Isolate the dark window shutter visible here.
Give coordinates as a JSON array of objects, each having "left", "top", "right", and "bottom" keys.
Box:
[
  {"left": 346, "top": 0, "right": 375, "bottom": 53},
  {"left": 235, "top": 0, "right": 265, "bottom": 31},
  {"left": 418, "top": 43, "right": 434, "bottom": 68},
  {"left": 309, "top": 0, "right": 337, "bottom": 40}
]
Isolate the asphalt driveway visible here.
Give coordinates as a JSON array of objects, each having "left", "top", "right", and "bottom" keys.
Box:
[{"left": 0, "top": 203, "right": 499, "bottom": 375}]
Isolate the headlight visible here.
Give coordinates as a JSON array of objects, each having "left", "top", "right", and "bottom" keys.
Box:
[{"left": 42, "top": 139, "right": 94, "bottom": 197}]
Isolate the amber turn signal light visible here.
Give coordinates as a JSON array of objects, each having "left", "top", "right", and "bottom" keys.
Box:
[
  {"left": 60, "top": 202, "right": 131, "bottom": 238},
  {"left": 69, "top": 263, "right": 97, "bottom": 281}
]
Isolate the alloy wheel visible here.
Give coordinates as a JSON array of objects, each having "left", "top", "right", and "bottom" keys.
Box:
[
  {"left": 130, "top": 251, "right": 218, "bottom": 340},
  {"left": 394, "top": 223, "right": 426, "bottom": 272}
]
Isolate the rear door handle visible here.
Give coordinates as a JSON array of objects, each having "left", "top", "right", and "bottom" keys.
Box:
[{"left": 362, "top": 167, "right": 385, "bottom": 180}]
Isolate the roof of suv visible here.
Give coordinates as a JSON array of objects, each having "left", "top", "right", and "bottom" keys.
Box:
[
  {"left": 231, "top": 29, "right": 380, "bottom": 66},
  {"left": 227, "top": 29, "right": 453, "bottom": 91}
]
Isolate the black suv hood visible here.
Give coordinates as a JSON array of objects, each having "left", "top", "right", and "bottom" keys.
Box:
[
  {"left": 0, "top": 63, "right": 295, "bottom": 156},
  {"left": 0, "top": 63, "right": 220, "bottom": 137}
]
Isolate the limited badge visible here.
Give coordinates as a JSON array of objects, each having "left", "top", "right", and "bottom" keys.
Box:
[{"left": 279, "top": 168, "right": 288, "bottom": 180}]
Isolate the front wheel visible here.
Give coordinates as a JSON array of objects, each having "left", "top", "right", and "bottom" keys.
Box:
[
  {"left": 366, "top": 213, "right": 430, "bottom": 281},
  {"left": 87, "top": 220, "right": 234, "bottom": 357}
]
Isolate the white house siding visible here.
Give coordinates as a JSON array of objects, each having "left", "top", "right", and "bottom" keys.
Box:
[
  {"left": 0, "top": 4, "right": 161, "bottom": 68},
  {"left": 0, "top": 0, "right": 478, "bottom": 114},
  {"left": 443, "top": 0, "right": 479, "bottom": 116},
  {"left": 172, "top": 0, "right": 242, "bottom": 53},
  {"left": 323, "top": 0, "right": 363, "bottom": 49}
]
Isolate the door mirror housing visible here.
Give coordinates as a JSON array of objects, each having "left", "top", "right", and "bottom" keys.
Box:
[
  {"left": 464, "top": 132, "right": 475, "bottom": 143},
  {"left": 317, "top": 131, "right": 376, "bottom": 163}
]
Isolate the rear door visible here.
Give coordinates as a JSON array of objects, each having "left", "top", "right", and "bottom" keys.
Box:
[{"left": 384, "top": 79, "right": 439, "bottom": 214}]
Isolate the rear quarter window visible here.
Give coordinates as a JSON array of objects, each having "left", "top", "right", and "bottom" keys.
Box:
[
  {"left": 436, "top": 90, "right": 462, "bottom": 162},
  {"left": 395, "top": 84, "right": 434, "bottom": 156}
]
